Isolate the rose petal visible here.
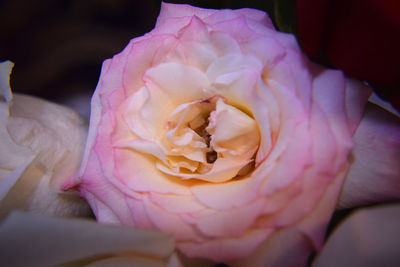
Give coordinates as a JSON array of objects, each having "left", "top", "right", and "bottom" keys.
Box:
[
  {"left": 185, "top": 198, "right": 265, "bottom": 238},
  {"left": 212, "top": 16, "right": 258, "bottom": 42},
  {"left": 156, "top": 2, "right": 217, "bottom": 28},
  {"left": 144, "top": 62, "right": 212, "bottom": 104},
  {"left": 345, "top": 78, "right": 373, "bottom": 135},
  {"left": 191, "top": 171, "right": 266, "bottom": 210},
  {"left": 80, "top": 152, "right": 134, "bottom": 225},
  {"left": 232, "top": 228, "right": 312, "bottom": 267},
  {"left": 338, "top": 103, "right": 400, "bottom": 209},
  {"left": 142, "top": 195, "right": 204, "bottom": 242},
  {"left": 114, "top": 149, "right": 191, "bottom": 195},
  {"left": 312, "top": 204, "right": 400, "bottom": 267},
  {"left": 178, "top": 228, "right": 273, "bottom": 262},
  {"left": 310, "top": 67, "right": 354, "bottom": 169},
  {"left": 123, "top": 35, "right": 178, "bottom": 94},
  {"left": 157, "top": 2, "right": 273, "bottom": 31},
  {"left": 149, "top": 193, "right": 206, "bottom": 214},
  {"left": 156, "top": 157, "right": 252, "bottom": 183},
  {"left": 260, "top": 122, "right": 312, "bottom": 195},
  {"left": 297, "top": 163, "right": 349, "bottom": 250}
]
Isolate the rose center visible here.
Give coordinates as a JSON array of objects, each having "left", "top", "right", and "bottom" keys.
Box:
[{"left": 157, "top": 96, "right": 260, "bottom": 183}]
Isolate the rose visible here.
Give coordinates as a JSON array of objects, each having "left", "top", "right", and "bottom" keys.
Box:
[
  {"left": 0, "top": 61, "right": 91, "bottom": 219},
  {"left": 295, "top": 0, "right": 400, "bottom": 111},
  {"left": 64, "top": 3, "right": 372, "bottom": 265}
]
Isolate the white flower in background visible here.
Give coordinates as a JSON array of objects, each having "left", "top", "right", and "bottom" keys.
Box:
[{"left": 0, "top": 60, "right": 90, "bottom": 218}]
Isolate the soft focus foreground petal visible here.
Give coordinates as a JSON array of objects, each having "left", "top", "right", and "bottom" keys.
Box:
[
  {"left": 232, "top": 227, "right": 312, "bottom": 267},
  {"left": 312, "top": 204, "right": 400, "bottom": 267},
  {"left": 85, "top": 253, "right": 183, "bottom": 267},
  {"left": 338, "top": 103, "right": 400, "bottom": 209},
  {"left": 0, "top": 211, "right": 178, "bottom": 267},
  {"left": 84, "top": 256, "right": 167, "bottom": 267}
]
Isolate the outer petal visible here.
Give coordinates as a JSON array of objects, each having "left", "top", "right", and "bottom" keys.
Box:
[
  {"left": 312, "top": 204, "right": 400, "bottom": 267},
  {"left": 338, "top": 103, "right": 400, "bottom": 209},
  {"left": 232, "top": 228, "right": 312, "bottom": 267},
  {"left": 156, "top": 2, "right": 273, "bottom": 31},
  {"left": 178, "top": 228, "right": 273, "bottom": 263}
]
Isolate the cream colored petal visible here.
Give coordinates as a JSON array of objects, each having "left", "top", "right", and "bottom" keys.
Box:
[
  {"left": 0, "top": 60, "right": 13, "bottom": 102},
  {"left": 156, "top": 158, "right": 252, "bottom": 183},
  {"left": 1, "top": 61, "right": 90, "bottom": 218},
  {"left": 144, "top": 62, "right": 213, "bottom": 104},
  {"left": 208, "top": 98, "right": 257, "bottom": 142},
  {"left": 207, "top": 99, "right": 259, "bottom": 162},
  {"left": 0, "top": 211, "right": 177, "bottom": 267},
  {"left": 114, "top": 139, "right": 168, "bottom": 165},
  {"left": 8, "top": 93, "right": 88, "bottom": 190}
]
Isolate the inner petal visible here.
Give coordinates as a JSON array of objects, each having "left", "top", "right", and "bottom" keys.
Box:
[{"left": 159, "top": 96, "right": 260, "bottom": 183}]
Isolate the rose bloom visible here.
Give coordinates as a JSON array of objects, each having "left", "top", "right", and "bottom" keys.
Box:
[{"left": 64, "top": 3, "right": 371, "bottom": 265}]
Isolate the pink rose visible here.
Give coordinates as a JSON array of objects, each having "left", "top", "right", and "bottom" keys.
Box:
[{"left": 64, "top": 3, "right": 372, "bottom": 265}]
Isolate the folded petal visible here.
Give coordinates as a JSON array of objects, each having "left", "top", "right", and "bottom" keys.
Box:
[{"left": 338, "top": 103, "right": 400, "bottom": 209}]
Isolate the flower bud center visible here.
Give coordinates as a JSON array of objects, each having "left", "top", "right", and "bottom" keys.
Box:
[{"left": 158, "top": 96, "right": 260, "bottom": 183}]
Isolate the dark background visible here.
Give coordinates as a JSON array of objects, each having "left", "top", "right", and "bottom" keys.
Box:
[{"left": 0, "top": 0, "right": 275, "bottom": 119}]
